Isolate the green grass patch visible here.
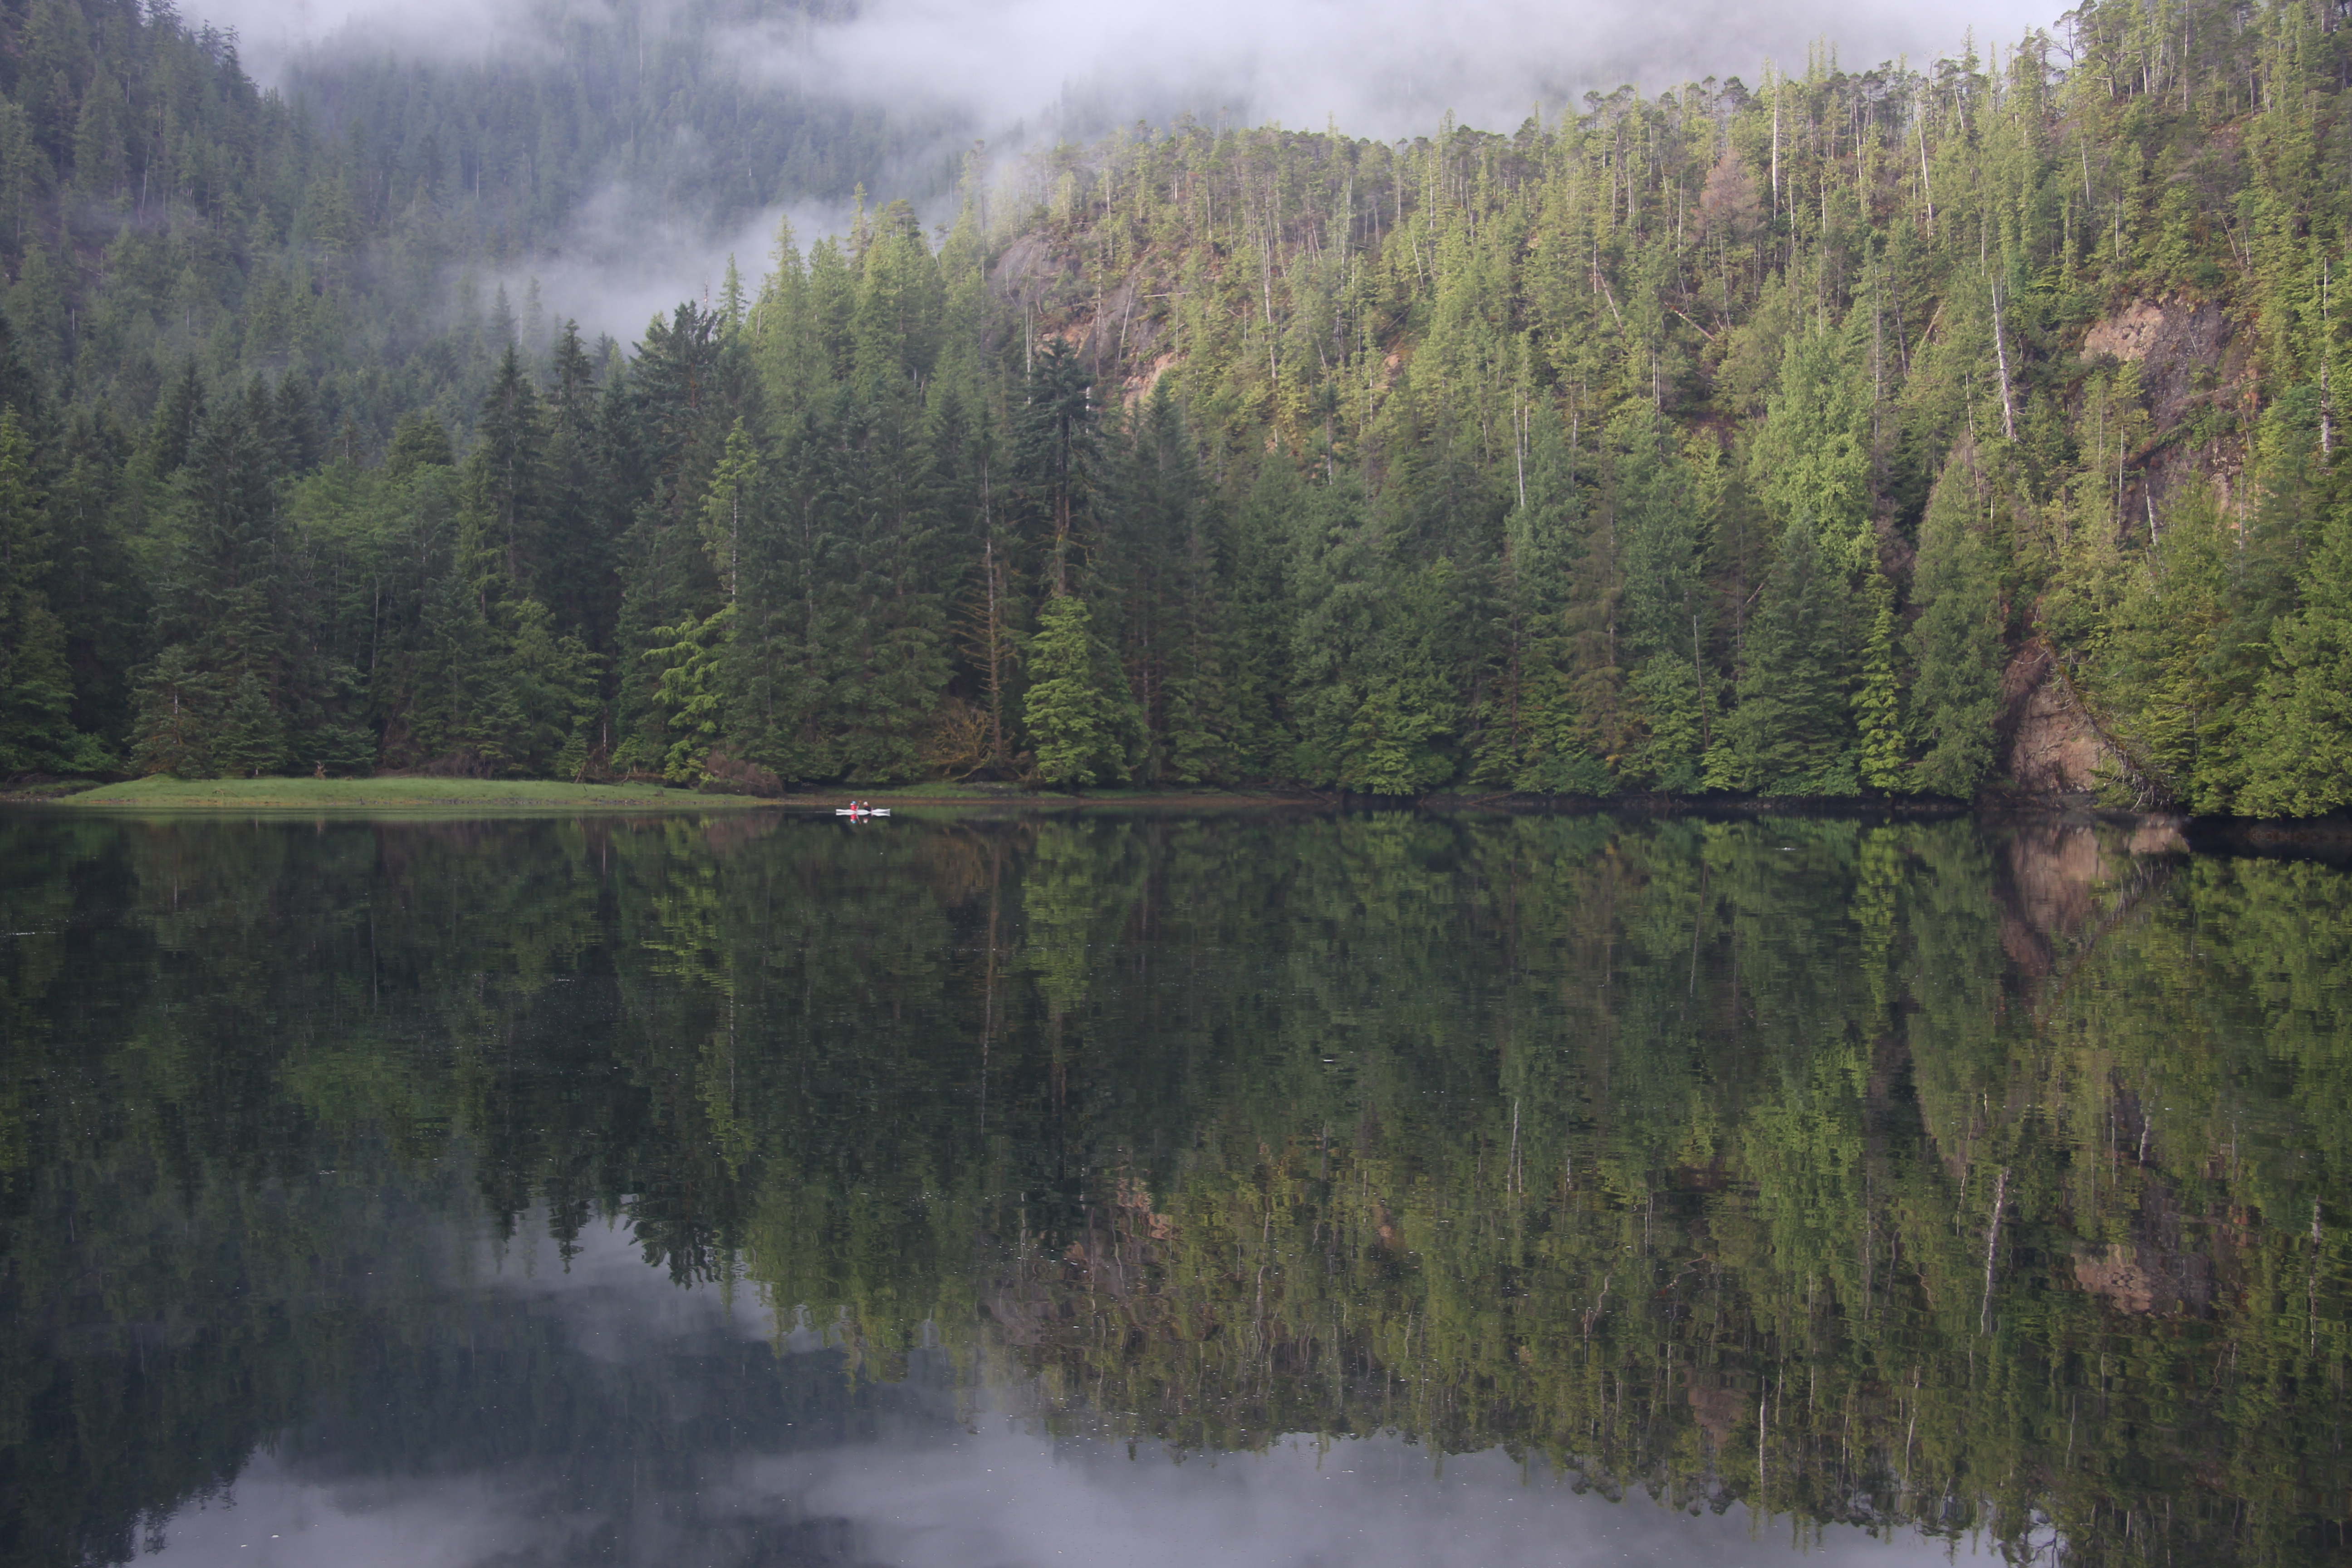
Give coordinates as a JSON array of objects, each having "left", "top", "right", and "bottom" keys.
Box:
[
  {"left": 36, "top": 775, "right": 1313, "bottom": 815},
  {"left": 55, "top": 776, "right": 777, "bottom": 812}
]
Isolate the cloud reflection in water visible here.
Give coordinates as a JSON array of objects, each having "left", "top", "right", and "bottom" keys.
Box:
[{"left": 139, "top": 1220, "right": 2006, "bottom": 1568}]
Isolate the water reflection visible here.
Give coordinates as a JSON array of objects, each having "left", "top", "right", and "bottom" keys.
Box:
[
  {"left": 134, "top": 1225, "right": 1983, "bottom": 1568},
  {"left": 0, "top": 808, "right": 2345, "bottom": 1566}
]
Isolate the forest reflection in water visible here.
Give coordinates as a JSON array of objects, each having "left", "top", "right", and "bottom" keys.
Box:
[{"left": 0, "top": 808, "right": 2344, "bottom": 1567}]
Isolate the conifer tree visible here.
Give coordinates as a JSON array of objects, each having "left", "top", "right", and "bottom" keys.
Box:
[
  {"left": 406, "top": 569, "right": 502, "bottom": 769},
  {"left": 469, "top": 344, "right": 549, "bottom": 598},
  {"left": 835, "top": 393, "right": 951, "bottom": 782},
  {"left": 611, "top": 303, "right": 732, "bottom": 770},
  {"left": 540, "top": 319, "right": 614, "bottom": 652},
  {"left": 147, "top": 359, "right": 206, "bottom": 476},
  {"left": 272, "top": 377, "right": 321, "bottom": 475},
  {"left": 1614, "top": 409, "right": 1707, "bottom": 789},
  {"left": 1017, "top": 340, "right": 1097, "bottom": 595},
  {"left": 645, "top": 603, "right": 735, "bottom": 784},
  {"left": 1907, "top": 452, "right": 2005, "bottom": 798},
  {"left": 1221, "top": 457, "right": 1299, "bottom": 779},
  {"left": 136, "top": 402, "right": 298, "bottom": 776},
  {"left": 385, "top": 412, "right": 455, "bottom": 478},
  {"left": 127, "top": 647, "right": 220, "bottom": 777},
  {"left": 1344, "top": 559, "right": 1461, "bottom": 795},
  {"left": 1100, "top": 382, "right": 1220, "bottom": 782},
  {"left": 945, "top": 393, "right": 1021, "bottom": 776},
  {"left": 0, "top": 406, "right": 76, "bottom": 772},
  {"left": 501, "top": 599, "right": 604, "bottom": 778},
  {"left": 2236, "top": 486, "right": 2352, "bottom": 817},
  {"left": 1023, "top": 593, "right": 1138, "bottom": 789},
  {"left": 1749, "top": 314, "right": 1874, "bottom": 570},
  {"left": 1477, "top": 395, "right": 1602, "bottom": 792},
  {"left": 702, "top": 418, "right": 759, "bottom": 606},
  {"left": 1855, "top": 568, "right": 1909, "bottom": 793},
  {"left": 45, "top": 412, "right": 140, "bottom": 751},
  {"left": 1722, "top": 510, "right": 1857, "bottom": 794},
  {"left": 1281, "top": 466, "right": 1379, "bottom": 786}
]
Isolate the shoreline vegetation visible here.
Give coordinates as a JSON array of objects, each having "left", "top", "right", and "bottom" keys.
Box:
[
  {"left": 0, "top": 771, "right": 2308, "bottom": 833},
  {"left": 21, "top": 775, "right": 2344, "bottom": 860},
  {"left": 0, "top": 772, "right": 2024, "bottom": 810},
  {"left": 17, "top": 774, "right": 1317, "bottom": 811},
  {"left": 26, "top": 776, "right": 779, "bottom": 810}
]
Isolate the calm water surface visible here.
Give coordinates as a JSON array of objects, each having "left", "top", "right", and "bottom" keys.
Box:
[{"left": 0, "top": 808, "right": 2346, "bottom": 1567}]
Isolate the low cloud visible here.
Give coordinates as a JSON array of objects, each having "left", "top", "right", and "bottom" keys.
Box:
[
  {"left": 198, "top": 0, "right": 627, "bottom": 76},
  {"left": 779, "top": 0, "right": 2063, "bottom": 142},
  {"left": 211, "top": 0, "right": 2064, "bottom": 136},
  {"left": 187, "top": 0, "right": 2071, "bottom": 358},
  {"left": 488, "top": 191, "right": 854, "bottom": 346}
]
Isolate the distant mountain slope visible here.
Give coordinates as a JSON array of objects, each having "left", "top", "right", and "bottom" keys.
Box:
[
  {"left": 0, "top": 0, "right": 958, "bottom": 444},
  {"left": 270, "top": 0, "right": 968, "bottom": 281}
]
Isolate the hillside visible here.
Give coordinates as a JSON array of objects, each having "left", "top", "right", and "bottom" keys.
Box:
[{"left": 3, "top": 0, "right": 2351, "bottom": 814}]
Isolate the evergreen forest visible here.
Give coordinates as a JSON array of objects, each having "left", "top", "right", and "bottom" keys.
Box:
[{"left": 5, "top": 0, "right": 2352, "bottom": 812}]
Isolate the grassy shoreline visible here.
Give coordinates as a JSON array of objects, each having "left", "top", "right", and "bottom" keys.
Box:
[
  {"left": 13, "top": 777, "right": 2264, "bottom": 837},
  {"left": 21, "top": 776, "right": 1318, "bottom": 813},
  {"left": 37, "top": 777, "right": 775, "bottom": 811}
]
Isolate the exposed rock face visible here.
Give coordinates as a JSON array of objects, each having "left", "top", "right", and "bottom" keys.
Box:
[
  {"left": 2081, "top": 294, "right": 2236, "bottom": 431},
  {"left": 2073, "top": 1243, "right": 2213, "bottom": 1315},
  {"left": 989, "top": 232, "right": 1060, "bottom": 299},
  {"left": 989, "top": 233, "right": 1171, "bottom": 404},
  {"left": 1970, "top": 293, "right": 2250, "bottom": 806},
  {"left": 1997, "top": 642, "right": 2112, "bottom": 797},
  {"left": 2079, "top": 293, "right": 2247, "bottom": 524}
]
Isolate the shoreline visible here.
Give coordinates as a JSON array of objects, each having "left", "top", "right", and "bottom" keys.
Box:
[
  {"left": 6, "top": 778, "right": 2344, "bottom": 853},
  {"left": 16, "top": 778, "right": 779, "bottom": 812},
  {"left": 10, "top": 777, "right": 1329, "bottom": 813}
]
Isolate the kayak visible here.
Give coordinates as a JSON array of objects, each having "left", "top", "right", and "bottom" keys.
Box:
[{"left": 833, "top": 807, "right": 891, "bottom": 818}]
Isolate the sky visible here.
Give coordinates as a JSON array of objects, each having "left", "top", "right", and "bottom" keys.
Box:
[{"left": 202, "top": 0, "right": 2069, "bottom": 139}]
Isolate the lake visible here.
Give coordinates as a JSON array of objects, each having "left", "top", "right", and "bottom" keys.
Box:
[{"left": 0, "top": 807, "right": 2344, "bottom": 1566}]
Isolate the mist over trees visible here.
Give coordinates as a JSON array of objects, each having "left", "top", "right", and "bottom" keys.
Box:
[{"left": 3, "top": 0, "right": 2352, "bottom": 813}]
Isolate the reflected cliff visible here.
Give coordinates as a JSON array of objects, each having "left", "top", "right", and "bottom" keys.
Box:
[{"left": 0, "top": 809, "right": 2344, "bottom": 1566}]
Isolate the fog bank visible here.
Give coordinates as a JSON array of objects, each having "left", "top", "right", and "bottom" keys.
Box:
[
  {"left": 212, "top": 0, "right": 2062, "bottom": 137},
  {"left": 191, "top": 0, "right": 2068, "bottom": 348}
]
